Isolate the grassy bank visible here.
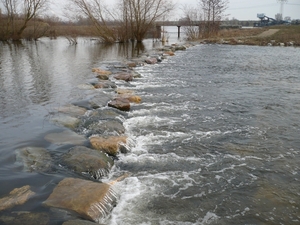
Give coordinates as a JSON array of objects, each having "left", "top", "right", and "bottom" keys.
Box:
[
  {"left": 256, "top": 25, "right": 300, "bottom": 45},
  {"left": 200, "top": 25, "right": 300, "bottom": 46}
]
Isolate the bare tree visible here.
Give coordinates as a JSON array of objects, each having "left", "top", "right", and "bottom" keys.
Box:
[
  {"left": 66, "top": 0, "right": 175, "bottom": 43},
  {"left": 181, "top": 4, "right": 203, "bottom": 40},
  {"left": 121, "top": 0, "right": 175, "bottom": 42},
  {"left": 199, "top": 0, "right": 228, "bottom": 37},
  {"left": 66, "top": 0, "right": 119, "bottom": 43},
  {"left": 0, "top": 0, "right": 48, "bottom": 40}
]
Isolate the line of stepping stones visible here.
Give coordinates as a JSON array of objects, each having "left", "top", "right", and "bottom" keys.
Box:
[{"left": 0, "top": 43, "right": 191, "bottom": 225}]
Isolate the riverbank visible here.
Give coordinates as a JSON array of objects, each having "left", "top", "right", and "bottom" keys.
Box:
[{"left": 197, "top": 25, "right": 300, "bottom": 47}]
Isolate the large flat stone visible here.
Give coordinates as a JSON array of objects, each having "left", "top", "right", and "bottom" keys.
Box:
[
  {"left": 61, "top": 146, "right": 114, "bottom": 179},
  {"left": 89, "top": 136, "right": 127, "bottom": 156},
  {"left": 44, "top": 178, "right": 117, "bottom": 223}
]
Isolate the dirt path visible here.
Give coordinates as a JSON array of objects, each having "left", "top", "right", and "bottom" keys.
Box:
[{"left": 256, "top": 29, "right": 280, "bottom": 38}]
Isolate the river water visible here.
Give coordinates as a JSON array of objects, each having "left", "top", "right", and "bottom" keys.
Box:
[{"left": 0, "top": 36, "right": 300, "bottom": 225}]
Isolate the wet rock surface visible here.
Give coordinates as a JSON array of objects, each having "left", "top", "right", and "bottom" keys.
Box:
[
  {"left": 89, "top": 94, "right": 112, "bottom": 109},
  {"left": 0, "top": 212, "right": 49, "bottom": 225},
  {"left": 72, "top": 92, "right": 112, "bottom": 110},
  {"left": 89, "top": 136, "right": 127, "bottom": 156},
  {"left": 145, "top": 57, "right": 158, "bottom": 64},
  {"left": 44, "top": 178, "right": 117, "bottom": 223},
  {"left": 44, "top": 130, "right": 87, "bottom": 146},
  {"left": 113, "top": 72, "right": 133, "bottom": 82},
  {"left": 87, "top": 107, "right": 127, "bottom": 121},
  {"left": 50, "top": 114, "right": 80, "bottom": 129},
  {"left": 108, "top": 97, "right": 131, "bottom": 111},
  {"left": 80, "top": 119, "right": 126, "bottom": 137},
  {"left": 62, "top": 219, "right": 100, "bottom": 225},
  {"left": 92, "top": 81, "right": 117, "bottom": 89},
  {"left": 0, "top": 185, "right": 35, "bottom": 211},
  {"left": 61, "top": 146, "right": 114, "bottom": 179},
  {"left": 56, "top": 104, "right": 87, "bottom": 117},
  {"left": 15, "top": 147, "right": 52, "bottom": 172},
  {"left": 118, "top": 94, "right": 142, "bottom": 104}
]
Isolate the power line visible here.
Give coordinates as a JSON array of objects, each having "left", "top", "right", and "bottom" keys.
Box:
[{"left": 228, "top": 4, "right": 277, "bottom": 10}]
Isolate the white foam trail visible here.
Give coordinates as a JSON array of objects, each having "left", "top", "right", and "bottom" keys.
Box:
[
  {"left": 88, "top": 187, "right": 118, "bottom": 223},
  {"left": 109, "top": 177, "right": 143, "bottom": 225}
]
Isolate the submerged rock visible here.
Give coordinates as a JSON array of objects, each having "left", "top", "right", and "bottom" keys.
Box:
[
  {"left": 108, "top": 97, "right": 131, "bottom": 111},
  {"left": 44, "top": 178, "right": 117, "bottom": 223},
  {"left": 90, "top": 136, "right": 127, "bottom": 156},
  {"left": 63, "top": 219, "right": 100, "bottom": 225},
  {"left": 77, "top": 83, "right": 95, "bottom": 90},
  {"left": 78, "top": 119, "right": 126, "bottom": 137},
  {"left": 56, "top": 104, "right": 87, "bottom": 117},
  {"left": 87, "top": 108, "right": 127, "bottom": 121},
  {"left": 72, "top": 100, "right": 95, "bottom": 110},
  {"left": 0, "top": 185, "right": 35, "bottom": 211},
  {"left": 61, "top": 146, "right": 114, "bottom": 179},
  {"left": 0, "top": 212, "right": 49, "bottom": 225},
  {"left": 89, "top": 94, "right": 112, "bottom": 109},
  {"left": 15, "top": 147, "right": 52, "bottom": 172},
  {"left": 72, "top": 92, "right": 112, "bottom": 110},
  {"left": 44, "top": 130, "right": 87, "bottom": 146},
  {"left": 50, "top": 114, "right": 80, "bottom": 129},
  {"left": 93, "top": 81, "right": 117, "bottom": 89}
]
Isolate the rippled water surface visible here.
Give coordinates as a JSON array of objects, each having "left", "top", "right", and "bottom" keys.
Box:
[{"left": 0, "top": 37, "right": 300, "bottom": 225}]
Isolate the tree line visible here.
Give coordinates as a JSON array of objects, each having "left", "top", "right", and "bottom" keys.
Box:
[
  {"left": 0, "top": 0, "right": 229, "bottom": 42},
  {"left": 182, "top": 0, "right": 229, "bottom": 40}
]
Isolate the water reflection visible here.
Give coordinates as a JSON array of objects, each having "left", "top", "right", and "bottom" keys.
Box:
[
  {"left": 0, "top": 37, "right": 182, "bottom": 224},
  {"left": 0, "top": 38, "right": 159, "bottom": 119},
  {"left": 0, "top": 37, "right": 167, "bottom": 149}
]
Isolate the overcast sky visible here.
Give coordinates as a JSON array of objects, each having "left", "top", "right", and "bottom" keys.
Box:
[
  {"left": 174, "top": 0, "right": 300, "bottom": 20},
  {"left": 4, "top": 0, "right": 298, "bottom": 21}
]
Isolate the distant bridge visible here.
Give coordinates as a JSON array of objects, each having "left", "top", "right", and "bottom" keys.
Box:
[
  {"left": 155, "top": 20, "right": 249, "bottom": 38},
  {"left": 156, "top": 21, "right": 203, "bottom": 27},
  {"left": 156, "top": 20, "right": 256, "bottom": 27}
]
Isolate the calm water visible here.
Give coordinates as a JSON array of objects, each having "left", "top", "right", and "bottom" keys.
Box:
[{"left": 0, "top": 36, "right": 300, "bottom": 225}]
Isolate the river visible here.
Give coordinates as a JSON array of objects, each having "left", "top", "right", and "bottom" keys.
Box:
[{"left": 0, "top": 35, "right": 300, "bottom": 225}]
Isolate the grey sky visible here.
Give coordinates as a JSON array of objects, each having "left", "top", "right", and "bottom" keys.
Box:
[
  {"left": 15, "top": 0, "right": 300, "bottom": 21},
  {"left": 175, "top": 0, "right": 300, "bottom": 20}
]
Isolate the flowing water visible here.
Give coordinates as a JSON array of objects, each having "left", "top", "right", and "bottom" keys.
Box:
[{"left": 0, "top": 36, "right": 300, "bottom": 225}]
